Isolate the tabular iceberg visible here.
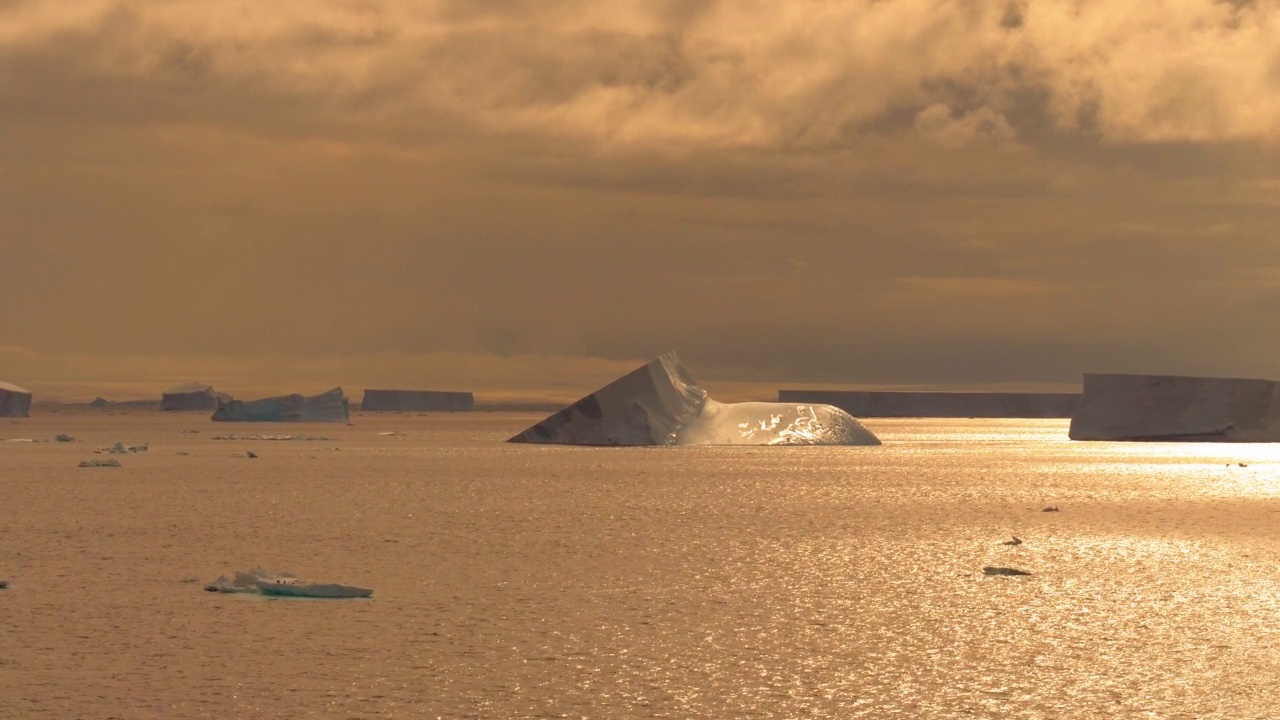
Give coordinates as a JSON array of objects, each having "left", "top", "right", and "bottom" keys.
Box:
[
  {"left": 1069, "top": 373, "right": 1280, "bottom": 442},
  {"left": 361, "top": 389, "right": 474, "bottom": 411},
  {"left": 0, "top": 381, "right": 32, "bottom": 417},
  {"left": 508, "top": 352, "right": 880, "bottom": 446},
  {"left": 777, "top": 390, "right": 1079, "bottom": 418}
]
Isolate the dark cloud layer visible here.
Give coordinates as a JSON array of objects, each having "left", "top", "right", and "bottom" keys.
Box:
[{"left": 3, "top": 1, "right": 1280, "bottom": 391}]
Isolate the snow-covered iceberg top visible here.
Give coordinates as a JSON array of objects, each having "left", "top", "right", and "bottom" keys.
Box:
[
  {"left": 509, "top": 352, "right": 880, "bottom": 446},
  {"left": 1069, "top": 373, "right": 1280, "bottom": 442}
]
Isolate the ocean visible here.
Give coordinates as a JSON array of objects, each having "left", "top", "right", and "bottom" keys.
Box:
[{"left": 4, "top": 409, "right": 1280, "bottom": 718}]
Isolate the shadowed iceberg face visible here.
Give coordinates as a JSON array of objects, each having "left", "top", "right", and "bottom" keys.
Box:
[
  {"left": 508, "top": 352, "right": 880, "bottom": 446},
  {"left": 1069, "top": 373, "right": 1280, "bottom": 442}
]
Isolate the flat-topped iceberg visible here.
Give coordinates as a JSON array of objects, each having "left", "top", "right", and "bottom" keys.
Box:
[
  {"left": 0, "top": 381, "right": 31, "bottom": 417},
  {"left": 1070, "top": 373, "right": 1280, "bottom": 442},
  {"left": 509, "top": 352, "right": 880, "bottom": 446}
]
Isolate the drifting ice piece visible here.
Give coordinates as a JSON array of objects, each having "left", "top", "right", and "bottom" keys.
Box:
[
  {"left": 80, "top": 459, "right": 121, "bottom": 468},
  {"left": 161, "top": 382, "right": 229, "bottom": 411},
  {"left": 0, "top": 381, "right": 32, "bottom": 418},
  {"left": 254, "top": 579, "right": 373, "bottom": 598},
  {"left": 509, "top": 352, "right": 880, "bottom": 446},
  {"left": 1069, "top": 373, "right": 1280, "bottom": 442},
  {"left": 212, "top": 388, "right": 349, "bottom": 422},
  {"left": 204, "top": 567, "right": 371, "bottom": 598}
]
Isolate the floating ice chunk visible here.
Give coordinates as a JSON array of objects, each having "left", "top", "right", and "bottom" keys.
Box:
[
  {"left": 983, "top": 566, "right": 1032, "bottom": 576},
  {"left": 80, "top": 459, "right": 121, "bottom": 468},
  {"left": 96, "top": 442, "right": 148, "bottom": 454},
  {"left": 204, "top": 568, "right": 369, "bottom": 598},
  {"left": 509, "top": 352, "right": 880, "bottom": 446},
  {"left": 55, "top": 434, "right": 76, "bottom": 442},
  {"left": 254, "top": 578, "right": 373, "bottom": 599}
]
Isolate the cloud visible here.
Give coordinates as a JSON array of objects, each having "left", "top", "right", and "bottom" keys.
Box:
[
  {"left": 4, "top": 1, "right": 1279, "bottom": 148},
  {"left": 3, "top": 1, "right": 1280, "bottom": 387}
]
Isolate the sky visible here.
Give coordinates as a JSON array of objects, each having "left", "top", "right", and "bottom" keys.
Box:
[{"left": 2, "top": 0, "right": 1280, "bottom": 399}]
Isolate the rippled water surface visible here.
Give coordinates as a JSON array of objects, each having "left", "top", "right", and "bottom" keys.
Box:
[{"left": 5, "top": 409, "right": 1280, "bottom": 718}]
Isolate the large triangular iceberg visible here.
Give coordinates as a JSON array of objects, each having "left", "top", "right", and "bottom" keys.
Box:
[{"left": 509, "top": 353, "right": 880, "bottom": 446}]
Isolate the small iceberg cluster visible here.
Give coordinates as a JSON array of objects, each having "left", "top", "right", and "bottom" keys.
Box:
[{"left": 204, "top": 567, "right": 371, "bottom": 599}]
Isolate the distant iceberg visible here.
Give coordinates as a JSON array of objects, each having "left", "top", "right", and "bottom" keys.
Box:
[
  {"left": 212, "top": 387, "right": 349, "bottom": 422},
  {"left": 361, "top": 389, "right": 474, "bottom": 411},
  {"left": 1070, "top": 373, "right": 1280, "bottom": 442},
  {"left": 161, "top": 382, "right": 230, "bottom": 411},
  {"left": 509, "top": 352, "right": 880, "bottom": 446}
]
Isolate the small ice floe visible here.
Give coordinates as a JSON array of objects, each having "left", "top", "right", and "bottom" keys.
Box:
[
  {"left": 96, "top": 442, "right": 148, "bottom": 454},
  {"left": 205, "top": 568, "right": 294, "bottom": 593},
  {"left": 256, "top": 578, "right": 373, "bottom": 599},
  {"left": 983, "top": 566, "right": 1032, "bottom": 576},
  {"left": 180, "top": 429, "right": 200, "bottom": 434},
  {"left": 1041, "top": 506, "right": 1060, "bottom": 512},
  {"left": 377, "top": 431, "right": 401, "bottom": 436},
  {"left": 1001, "top": 536, "right": 1023, "bottom": 546},
  {"left": 204, "top": 567, "right": 371, "bottom": 598},
  {"left": 80, "top": 458, "right": 121, "bottom": 468},
  {"left": 4, "top": 438, "right": 36, "bottom": 443},
  {"left": 55, "top": 434, "right": 76, "bottom": 443}
]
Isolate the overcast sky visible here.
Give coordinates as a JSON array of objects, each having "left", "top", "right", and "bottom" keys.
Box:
[{"left": 3, "top": 0, "right": 1279, "bottom": 396}]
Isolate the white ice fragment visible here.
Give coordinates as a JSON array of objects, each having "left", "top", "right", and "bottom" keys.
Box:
[
  {"left": 80, "top": 458, "right": 121, "bottom": 468},
  {"left": 204, "top": 568, "right": 370, "bottom": 598}
]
